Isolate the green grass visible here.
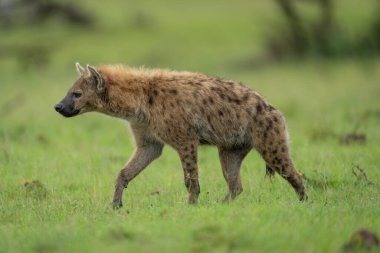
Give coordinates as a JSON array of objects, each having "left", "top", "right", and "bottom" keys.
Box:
[{"left": 1, "top": 1, "right": 380, "bottom": 252}]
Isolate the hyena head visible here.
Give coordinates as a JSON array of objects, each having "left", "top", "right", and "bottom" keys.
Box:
[{"left": 54, "top": 63, "right": 106, "bottom": 118}]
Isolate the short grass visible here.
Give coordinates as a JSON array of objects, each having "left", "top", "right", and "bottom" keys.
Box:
[{"left": 0, "top": 1, "right": 379, "bottom": 252}]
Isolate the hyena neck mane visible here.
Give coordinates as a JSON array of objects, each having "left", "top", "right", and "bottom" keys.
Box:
[{"left": 96, "top": 65, "right": 193, "bottom": 122}]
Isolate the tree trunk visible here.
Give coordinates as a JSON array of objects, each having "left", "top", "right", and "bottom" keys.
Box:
[{"left": 275, "top": 0, "right": 308, "bottom": 55}]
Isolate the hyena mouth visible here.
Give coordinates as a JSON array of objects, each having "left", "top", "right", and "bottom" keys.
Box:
[
  {"left": 56, "top": 108, "right": 80, "bottom": 118},
  {"left": 54, "top": 102, "right": 82, "bottom": 118},
  {"left": 60, "top": 109, "right": 80, "bottom": 118}
]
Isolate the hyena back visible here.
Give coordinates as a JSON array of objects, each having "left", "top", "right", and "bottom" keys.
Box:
[{"left": 55, "top": 63, "right": 306, "bottom": 208}]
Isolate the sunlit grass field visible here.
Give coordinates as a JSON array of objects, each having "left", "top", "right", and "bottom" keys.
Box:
[{"left": 1, "top": 1, "right": 379, "bottom": 252}]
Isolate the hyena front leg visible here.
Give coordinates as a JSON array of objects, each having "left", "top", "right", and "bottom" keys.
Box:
[
  {"left": 177, "top": 142, "right": 200, "bottom": 204},
  {"left": 218, "top": 147, "right": 251, "bottom": 202},
  {"left": 112, "top": 141, "right": 164, "bottom": 209}
]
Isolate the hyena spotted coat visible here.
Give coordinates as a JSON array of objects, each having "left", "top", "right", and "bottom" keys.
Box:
[{"left": 55, "top": 63, "right": 306, "bottom": 208}]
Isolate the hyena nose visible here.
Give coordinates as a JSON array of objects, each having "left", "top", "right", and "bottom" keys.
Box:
[{"left": 54, "top": 103, "right": 63, "bottom": 112}]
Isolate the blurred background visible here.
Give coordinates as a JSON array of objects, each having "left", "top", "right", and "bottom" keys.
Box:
[
  {"left": 1, "top": 0, "right": 379, "bottom": 146},
  {"left": 1, "top": 0, "right": 380, "bottom": 66},
  {"left": 1, "top": 0, "right": 379, "bottom": 71}
]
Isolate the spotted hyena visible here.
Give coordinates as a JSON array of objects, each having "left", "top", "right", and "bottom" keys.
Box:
[{"left": 55, "top": 63, "right": 306, "bottom": 208}]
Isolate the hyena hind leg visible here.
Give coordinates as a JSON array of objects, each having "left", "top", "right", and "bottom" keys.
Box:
[
  {"left": 259, "top": 146, "right": 307, "bottom": 201},
  {"left": 252, "top": 109, "right": 307, "bottom": 201}
]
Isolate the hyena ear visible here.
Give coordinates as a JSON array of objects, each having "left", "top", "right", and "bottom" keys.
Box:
[
  {"left": 75, "top": 62, "right": 86, "bottom": 75},
  {"left": 87, "top": 64, "right": 105, "bottom": 92}
]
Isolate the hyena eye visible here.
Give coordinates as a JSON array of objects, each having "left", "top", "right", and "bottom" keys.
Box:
[{"left": 72, "top": 91, "right": 82, "bottom": 98}]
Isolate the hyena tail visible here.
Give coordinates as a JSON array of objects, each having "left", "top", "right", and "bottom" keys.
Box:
[{"left": 265, "top": 164, "right": 275, "bottom": 178}]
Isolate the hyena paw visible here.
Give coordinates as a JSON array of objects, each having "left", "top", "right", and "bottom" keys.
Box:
[
  {"left": 223, "top": 193, "right": 235, "bottom": 203},
  {"left": 112, "top": 199, "right": 123, "bottom": 210},
  {"left": 298, "top": 189, "right": 308, "bottom": 202},
  {"left": 223, "top": 189, "right": 242, "bottom": 203},
  {"left": 188, "top": 195, "right": 198, "bottom": 205},
  {"left": 223, "top": 195, "right": 232, "bottom": 203}
]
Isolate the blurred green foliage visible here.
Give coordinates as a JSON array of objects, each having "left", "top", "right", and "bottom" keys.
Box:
[{"left": 269, "top": 0, "right": 380, "bottom": 59}]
